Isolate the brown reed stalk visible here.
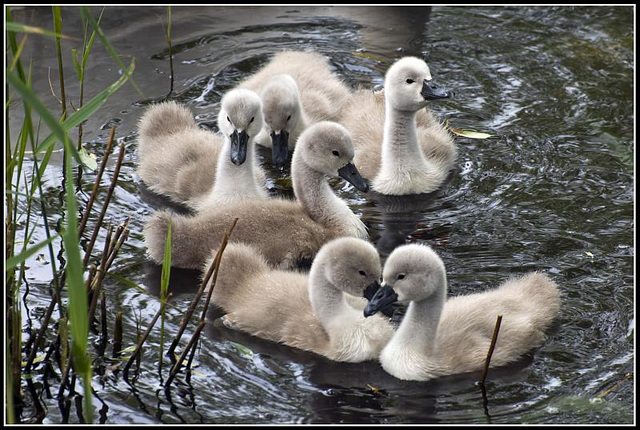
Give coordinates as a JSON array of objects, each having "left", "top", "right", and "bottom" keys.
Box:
[
  {"left": 165, "top": 320, "right": 206, "bottom": 386},
  {"left": 167, "top": 218, "right": 238, "bottom": 358},
  {"left": 82, "top": 142, "right": 125, "bottom": 268},
  {"left": 165, "top": 219, "right": 238, "bottom": 385},
  {"left": 198, "top": 219, "right": 238, "bottom": 322},
  {"left": 113, "top": 311, "right": 122, "bottom": 358},
  {"left": 479, "top": 314, "right": 503, "bottom": 384},
  {"left": 77, "top": 127, "right": 115, "bottom": 237},
  {"left": 24, "top": 292, "right": 59, "bottom": 372}
]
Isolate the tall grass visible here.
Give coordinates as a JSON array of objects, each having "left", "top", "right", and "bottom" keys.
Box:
[
  {"left": 5, "top": 7, "right": 135, "bottom": 423},
  {"left": 6, "top": 6, "right": 217, "bottom": 423}
]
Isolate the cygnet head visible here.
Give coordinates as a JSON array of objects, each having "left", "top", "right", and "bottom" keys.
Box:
[
  {"left": 260, "top": 74, "right": 302, "bottom": 167},
  {"left": 217, "top": 89, "right": 264, "bottom": 165},
  {"left": 295, "top": 121, "right": 369, "bottom": 192},
  {"left": 316, "top": 237, "right": 382, "bottom": 299},
  {"left": 364, "top": 244, "right": 447, "bottom": 317},
  {"left": 384, "top": 57, "right": 452, "bottom": 112}
]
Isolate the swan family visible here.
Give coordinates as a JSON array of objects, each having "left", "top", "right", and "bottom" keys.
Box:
[{"left": 137, "top": 51, "right": 560, "bottom": 382}]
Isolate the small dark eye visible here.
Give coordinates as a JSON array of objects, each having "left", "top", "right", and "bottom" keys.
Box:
[
  {"left": 397, "top": 273, "right": 406, "bottom": 280},
  {"left": 287, "top": 115, "right": 292, "bottom": 121},
  {"left": 332, "top": 150, "right": 340, "bottom": 157},
  {"left": 406, "top": 78, "right": 415, "bottom": 84},
  {"left": 250, "top": 117, "right": 254, "bottom": 123},
  {"left": 227, "top": 116, "right": 231, "bottom": 123},
  {"left": 359, "top": 270, "right": 366, "bottom": 276}
]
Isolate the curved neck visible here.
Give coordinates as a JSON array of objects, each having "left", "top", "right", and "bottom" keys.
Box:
[
  {"left": 308, "top": 262, "right": 352, "bottom": 328},
  {"left": 390, "top": 278, "right": 447, "bottom": 355},
  {"left": 380, "top": 101, "right": 424, "bottom": 168},
  {"left": 291, "top": 154, "right": 366, "bottom": 238}
]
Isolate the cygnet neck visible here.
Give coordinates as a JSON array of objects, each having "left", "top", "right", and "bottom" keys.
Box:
[
  {"left": 391, "top": 279, "right": 446, "bottom": 355},
  {"left": 308, "top": 261, "right": 352, "bottom": 328},
  {"left": 380, "top": 99, "right": 426, "bottom": 170},
  {"left": 292, "top": 153, "right": 363, "bottom": 237},
  {"left": 200, "top": 133, "right": 264, "bottom": 207}
]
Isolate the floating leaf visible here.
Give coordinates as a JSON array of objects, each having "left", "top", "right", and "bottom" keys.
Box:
[
  {"left": 22, "top": 354, "right": 46, "bottom": 368},
  {"left": 449, "top": 127, "right": 495, "bottom": 139},
  {"left": 351, "top": 50, "right": 387, "bottom": 63},
  {"left": 229, "top": 341, "right": 254, "bottom": 358},
  {"left": 367, "top": 384, "right": 384, "bottom": 395},
  {"left": 119, "top": 345, "right": 137, "bottom": 354},
  {"left": 78, "top": 147, "right": 98, "bottom": 171},
  {"left": 585, "top": 251, "right": 595, "bottom": 258}
]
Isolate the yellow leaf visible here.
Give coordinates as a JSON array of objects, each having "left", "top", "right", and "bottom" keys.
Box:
[
  {"left": 585, "top": 251, "right": 594, "bottom": 258},
  {"left": 449, "top": 127, "right": 494, "bottom": 139},
  {"left": 22, "top": 354, "right": 47, "bottom": 367},
  {"left": 367, "top": 384, "right": 383, "bottom": 395}
]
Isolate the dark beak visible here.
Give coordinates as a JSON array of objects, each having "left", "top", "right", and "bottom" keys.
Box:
[
  {"left": 364, "top": 284, "right": 398, "bottom": 318},
  {"left": 270, "top": 130, "right": 290, "bottom": 168},
  {"left": 421, "top": 79, "right": 452, "bottom": 100},
  {"left": 363, "top": 280, "right": 381, "bottom": 301},
  {"left": 338, "top": 162, "right": 369, "bottom": 193},
  {"left": 230, "top": 130, "right": 249, "bottom": 166}
]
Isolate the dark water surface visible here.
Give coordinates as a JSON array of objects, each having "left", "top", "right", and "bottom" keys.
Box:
[{"left": 10, "top": 6, "right": 634, "bottom": 424}]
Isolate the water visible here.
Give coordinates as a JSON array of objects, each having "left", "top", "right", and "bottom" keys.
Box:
[{"left": 9, "top": 6, "right": 634, "bottom": 424}]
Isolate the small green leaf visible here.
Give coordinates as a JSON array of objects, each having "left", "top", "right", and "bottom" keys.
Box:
[
  {"left": 78, "top": 147, "right": 98, "bottom": 171},
  {"left": 275, "top": 177, "right": 293, "bottom": 189},
  {"left": 229, "top": 341, "right": 253, "bottom": 358},
  {"left": 71, "top": 48, "right": 82, "bottom": 81}
]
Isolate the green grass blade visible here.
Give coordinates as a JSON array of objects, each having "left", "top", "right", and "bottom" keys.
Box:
[
  {"left": 159, "top": 220, "right": 172, "bottom": 369},
  {"left": 7, "top": 69, "right": 83, "bottom": 165},
  {"left": 32, "top": 60, "right": 135, "bottom": 157},
  {"left": 8, "top": 34, "right": 28, "bottom": 72},
  {"left": 160, "top": 220, "right": 172, "bottom": 300},
  {"left": 5, "top": 21, "right": 72, "bottom": 39},
  {"left": 81, "top": 8, "right": 105, "bottom": 69},
  {"left": 62, "top": 140, "right": 92, "bottom": 423},
  {"left": 80, "top": 6, "right": 143, "bottom": 97},
  {"left": 5, "top": 234, "right": 60, "bottom": 270}
]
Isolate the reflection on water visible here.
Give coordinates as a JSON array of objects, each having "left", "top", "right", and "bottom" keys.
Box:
[{"left": 10, "top": 5, "right": 634, "bottom": 424}]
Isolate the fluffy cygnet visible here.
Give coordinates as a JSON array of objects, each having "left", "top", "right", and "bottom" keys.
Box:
[
  {"left": 238, "top": 51, "right": 352, "bottom": 166},
  {"left": 365, "top": 244, "right": 561, "bottom": 381},
  {"left": 207, "top": 237, "right": 394, "bottom": 362},
  {"left": 340, "top": 57, "right": 457, "bottom": 195},
  {"left": 137, "top": 89, "right": 267, "bottom": 211},
  {"left": 143, "top": 121, "right": 369, "bottom": 270}
]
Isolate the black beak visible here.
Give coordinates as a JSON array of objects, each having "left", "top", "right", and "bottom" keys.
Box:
[
  {"left": 270, "top": 130, "right": 290, "bottom": 168},
  {"left": 363, "top": 280, "right": 395, "bottom": 317},
  {"left": 230, "top": 130, "right": 249, "bottom": 166},
  {"left": 338, "top": 162, "right": 369, "bottom": 193},
  {"left": 364, "top": 284, "right": 398, "bottom": 318},
  {"left": 421, "top": 79, "right": 452, "bottom": 100},
  {"left": 363, "top": 280, "right": 381, "bottom": 301}
]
